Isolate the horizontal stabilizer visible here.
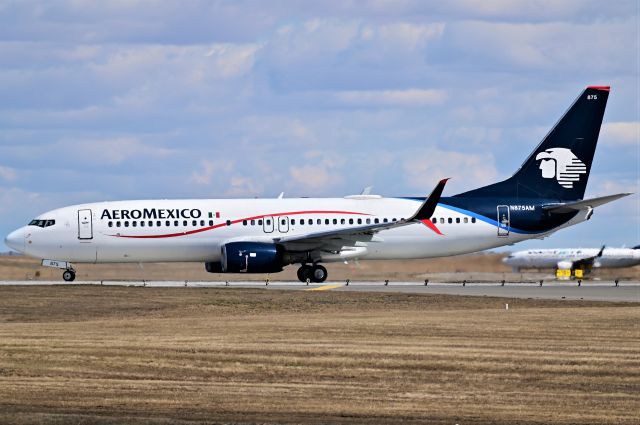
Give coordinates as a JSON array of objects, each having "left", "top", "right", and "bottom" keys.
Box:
[{"left": 543, "top": 193, "right": 631, "bottom": 213}]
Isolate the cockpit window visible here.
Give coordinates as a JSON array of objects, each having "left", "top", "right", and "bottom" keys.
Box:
[{"left": 28, "top": 219, "right": 55, "bottom": 228}]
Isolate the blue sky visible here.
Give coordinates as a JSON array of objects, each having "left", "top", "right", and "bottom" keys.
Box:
[{"left": 0, "top": 0, "right": 638, "bottom": 251}]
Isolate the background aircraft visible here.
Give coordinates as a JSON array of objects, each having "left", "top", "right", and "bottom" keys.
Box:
[{"left": 503, "top": 245, "right": 640, "bottom": 273}]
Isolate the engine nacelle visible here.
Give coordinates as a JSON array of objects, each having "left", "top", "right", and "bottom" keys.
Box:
[
  {"left": 221, "top": 242, "right": 284, "bottom": 273},
  {"left": 204, "top": 261, "right": 223, "bottom": 273},
  {"left": 556, "top": 260, "right": 573, "bottom": 270}
]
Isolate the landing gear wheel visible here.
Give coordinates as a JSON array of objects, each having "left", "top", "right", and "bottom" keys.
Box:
[
  {"left": 311, "top": 265, "right": 327, "bottom": 283},
  {"left": 62, "top": 270, "right": 76, "bottom": 282},
  {"left": 297, "top": 265, "right": 312, "bottom": 282}
]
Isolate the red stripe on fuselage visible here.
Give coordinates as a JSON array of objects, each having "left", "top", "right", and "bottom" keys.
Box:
[
  {"left": 109, "top": 210, "right": 371, "bottom": 239},
  {"left": 421, "top": 219, "right": 444, "bottom": 235}
]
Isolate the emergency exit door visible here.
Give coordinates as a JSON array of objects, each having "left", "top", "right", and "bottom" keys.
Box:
[
  {"left": 497, "top": 205, "right": 509, "bottom": 237},
  {"left": 78, "top": 209, "right": 93, "bottom": 240}
]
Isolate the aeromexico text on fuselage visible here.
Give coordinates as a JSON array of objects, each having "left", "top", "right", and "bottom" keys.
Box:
[{"left": 101, "top": 208, "right": 202, "bottom": 220}]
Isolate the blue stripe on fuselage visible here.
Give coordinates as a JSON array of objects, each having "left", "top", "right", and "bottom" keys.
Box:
[{"left": 398, "top": 197, "right": 539, "bottom": 235}]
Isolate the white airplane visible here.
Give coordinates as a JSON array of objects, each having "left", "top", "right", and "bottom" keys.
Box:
[
  {"left": 503, "top": 246, "right": 640, "bottom": 272},
  {"left": 4, "top": 86, "right": 631, "bottom": 282}
]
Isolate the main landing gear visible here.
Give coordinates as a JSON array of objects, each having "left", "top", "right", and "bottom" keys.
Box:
[{"left": 297, "top": 264, "right": 328, "bottom": 283}]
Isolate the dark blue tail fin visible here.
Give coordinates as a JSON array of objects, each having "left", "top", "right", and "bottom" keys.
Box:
[{"left": 456, "top": 86, "right": 610, "bottom": 201}]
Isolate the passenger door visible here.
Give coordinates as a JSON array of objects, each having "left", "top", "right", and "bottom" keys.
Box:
[
  {"left": 497, "top": 205, "right": 509, "bottom": 237},
  {"left": 78, "top": 209, "right": 93, "bottom": 240}
]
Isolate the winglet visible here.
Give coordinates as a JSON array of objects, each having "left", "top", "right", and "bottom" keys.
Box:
[
  {"left": 410, "top": 178, "right": 449, "bottom": 221},
  {"left": 597, "top": 245, "right": 605, "bottom": 257}
]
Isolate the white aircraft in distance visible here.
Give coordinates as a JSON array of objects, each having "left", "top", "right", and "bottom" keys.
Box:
[
  {"left": 503, "top": 246, "right": 640, "bottom": 273},
  {"left": 4, "top": 86, "right": 632, "bottom": 282}
]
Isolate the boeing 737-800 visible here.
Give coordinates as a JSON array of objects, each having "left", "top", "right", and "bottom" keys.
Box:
[{"left": 4, "top": 86, "right": 630, "bottom": 282}]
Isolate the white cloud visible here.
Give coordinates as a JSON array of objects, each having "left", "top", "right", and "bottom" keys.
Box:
[
  {"left": 56, "top": 137, "right": 175, "bottom": 165},
  {"left": 226, "top": 176, "right": 263, "bottom": 197},
  {"left": 335, "top": 89, "right": 447, "bottom": 107},
  {"left": 289, "top": 151, "right": 344, "bottom": 191},
  {"left": 403, "top": 149, "right": 498, "bottom": 193},
  {"left": 0, "top": 166, "right": 17, "bottom": 182},
  {"left": 190, "top": 159, "right": 234, "bottom": 185},
  {"left": 602, "top": 122, "right": 639, "bottom": 146}
]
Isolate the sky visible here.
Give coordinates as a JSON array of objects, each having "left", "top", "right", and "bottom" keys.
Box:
[{"left": 0, "top": 0, "right": 638, "bottom": 251}]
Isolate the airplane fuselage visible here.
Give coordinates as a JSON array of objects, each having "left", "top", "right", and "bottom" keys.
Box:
[{"left": 8, "top": 196, "right": 587, "bottom": 264}]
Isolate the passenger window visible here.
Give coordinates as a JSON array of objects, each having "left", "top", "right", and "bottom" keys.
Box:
[
  {"left": 108, "top": 221, "right": 113, "bottom": 227},
  {"left": 471, "top": 217, "right": 476, "bottom": 223},
  {"left": 374, "top": 218, "right": 379, "bottom": 224},
  {"left": 325, "top": 219, "right": 330, "bottom": 225},
  {"left": 291, "top": 219, "right": 295, "bottom": 225},
  {"left": 456, "top": 218, "right": 460, "bottom": 224},
  {"left": 281, "top": 219, "right": 286, "bottom": 225},
  {"left": 243, "top": 220, "right": 248, "bottom": 226},
  {"left": 149, "top": 221, "right": 153, "bottom": 227},
  {"left": 132, "top": 221, "right": 137, "bottom": 227},
  {"left": 448, "top": 218, "right": 452, "bottom": 224},
  {"left": 183, "top": 220, "right": 187, "bottom": 226},
  {"left": 383, "top": 218, "right": 388, "bottom": 223},
  {"left": 341, "top": 218, "right": 346, "bottom": 225},
  {"left": 116, "top": 221, "right": 121, "bottom": 227},
  {"left": 157, "top": 220, "right": 162, "bottom": 227},
  {"left": 317, "top": 219, "right": 321, "bottom": 225},
  {"left": 167, "top": 221, "right": 171, "bottom": 227},
  {"left": 464, "top": 217, "right": 468, "bottom": 223},
  {"left": 431, "top": 217, "right": 437, "bottom": 223},
  {"left": 349, "top": 218, "right": 354, "bottom": 224},
  {"left": 258, "top": 219, "right": 263, "bottom": 225},
  {"left": 366, "top": 218, "right": 370, "bottom": 224},
  {"left": 266, "top": 219, "right": 271, "bottom": 225},
  {"left": 392, "top": 218, "right": 397, "bottom": 222},
  {"left": 250, "top": 220, "right": 255, "bottom": 225},
  {"left": 226, "top": 220, "right": 231, "bottom": 226},
  {"left": 175, "top": 220, "right": 179, "bottom": 226},
  {"left": 209, "top": 220, "right": 214, "bottom": 226},
  {"left": 308, "top": 219, "right": 313, "bottom": 225},
  {"left": 141, "top": 221, "right": 145, "bottom": 227},
  {"left": 440, "top": 218, "right": 444, "bottom": 224},
  {"left": 357, "top": 218, "right": 362, "bottom": 224},
  {"left": 124, "top": 221, "right": 129, "bottom": 227},
  {"left": 333, "top": 219, "right": 338, "bottom": 225},
  {"left": 300, "top": 220, "right": 304, "bottom": 225}
]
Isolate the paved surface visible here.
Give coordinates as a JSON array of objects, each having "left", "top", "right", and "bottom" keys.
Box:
[{"left": 1, "top": 280, "right": 639, "bottom": 302}]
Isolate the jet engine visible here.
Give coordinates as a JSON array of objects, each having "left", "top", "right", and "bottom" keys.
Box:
[
  {"left": 556, "top": 260, "right": 573, "bottom": 270},
  {"left": 209, "top": 242, "right": 284, "bottom": 273}
]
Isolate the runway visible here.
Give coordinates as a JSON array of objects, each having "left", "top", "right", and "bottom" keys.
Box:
[{"left": 1, "top": 280, "right": 638, "bottom": 302}]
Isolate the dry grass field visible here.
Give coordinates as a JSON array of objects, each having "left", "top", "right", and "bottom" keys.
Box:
[
  {"left": 0, "top": 286, "right": 638, "bottom": 424},
  {"left": 1, "top": 253, "right": 639, "bottom": 282}
]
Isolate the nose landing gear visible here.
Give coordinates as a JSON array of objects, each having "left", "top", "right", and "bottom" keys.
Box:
[
  {"left": 62, "top": 269, "right": 76, "bottom": 282},
  {"left": 297, "top": 264, "right": 327, "bottom": 283}
]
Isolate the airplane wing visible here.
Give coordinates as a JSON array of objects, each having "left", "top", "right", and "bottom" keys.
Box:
[
  {"left": 273, "top": 179, "right": 448, "bottom": 252},
  {"left": 543, "top": 193, "right": 631, "bottom": 214},
  {"left": 559, "top": 245, "right": 605, "bottom": 270}
]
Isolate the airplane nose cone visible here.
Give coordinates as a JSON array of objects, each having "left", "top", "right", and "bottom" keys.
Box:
[{"left": 5, "top": 227, "right": 24, "bottom": 253}]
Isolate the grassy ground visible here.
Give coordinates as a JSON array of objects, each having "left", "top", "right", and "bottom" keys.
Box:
[{"left": 0, "top": 286, "right": 638, "bottom": 424}]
